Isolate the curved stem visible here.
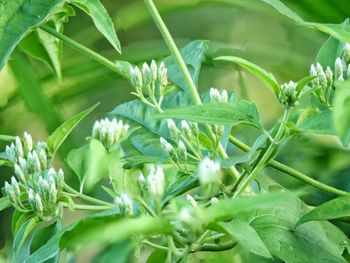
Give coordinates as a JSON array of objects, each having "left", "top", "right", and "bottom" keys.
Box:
[
  {"left": 233, "top": 110, "right": 290, "bottom": 196},
  {"left": 228, "top": 137, "right": 349, "bottom": 196},
  {"left": 144, "top": 0, "right": 240, "bottom": 180},
  {"left": 142, "top": 240, "right": 169, "bottom": 251},
  {"left": 39, "top": 25, "right": 128, "bottom": 78},
  {"left": 64, "top": 183, "right": 114, "bottom": 206},
  {"left": 62, "top": 203, "right": 112, "bottom": 211}
]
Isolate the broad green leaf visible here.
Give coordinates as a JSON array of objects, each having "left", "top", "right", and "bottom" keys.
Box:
[
  {"left": 297, "top": 196, "right": 350, "bottom": 227},
  {"left": 0, "top": 196, "right": 11, "bottom": 212},
  {"left": 29, "top": 219, "right": 63, "bottom": 263},
  {"left": 216, "top": 221, "right": 272, "bottom": 259},
  {"left": 0, "top": 0, "right": 63, "bottom": 69},
  {"left": 13, "top": 216, "right": 40, "bottom": 263},
  {"left": 260, "top": 0, "right": 304, "bottom": 23},
  {"left": 92, "top": 240, "right": 135, "bottom": 263},
  {"left": 295, "top": 75, "right": 316, "bottom": 93},
  {"left": 146, "top": 250, "right": 167, "bottom": 263},
  {"left": 297, "top": 108, "right": 335, "bottom": 135},
  {"left": 214, "top": 56, "right": 280, "bottom": 96},
  {"left": 12, "top": 212, "right": 33, "bottom": 236},
  {"left": 164, "top": 40, "right": 208, "bottom": 92},
  {"left": 158, "top": 101, "right": 262, "bottom": 129},
  {"left": 261, "top": 0, "right": 350, "bottom": 43},
  {"left": 69, "top": 0, "right": 121, "bottom": 53},
  {"left": 333, "top": 81, "right": 350, "bottom": 146},
  {"left": 316, "top": 19, "right": 349, "bottom": 70},
  {"left": 66, "top": 138, "right": 122, "bottom": 192},
  {"left": 0, "top": 134, "right": 15, "bottom": 141},
  {"left": 60, "top": 216, "right": 171, "bottom": 250},
  {"left": 47, "top": 102, "right": 99, "bottom": 156}
]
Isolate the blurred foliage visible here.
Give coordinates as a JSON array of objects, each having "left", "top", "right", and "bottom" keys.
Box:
[{"left": 1, "top": 0, "right": 350, "bottom": 262}]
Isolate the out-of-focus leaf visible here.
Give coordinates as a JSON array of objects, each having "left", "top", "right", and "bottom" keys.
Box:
[
  {"left": 0, "top": 0, "right": 63, "bottom": 69},
  {"left": 146, "top": 250, "right": 167, "bottom": 263},
  {"left": 0, "top": 196, "right": 11, "bottom": 212},
  {"left": 47, "top": 102, "right": 99, "bottom": 156},
  {"left": 12, "top": 212, "right": 33, "bottom": 236},
  {"left": 92, "top": 240, "right": 135, "bottom": 263},
  {"left": 0, "top": 134, "right": 15, "bottom": 141},
  {"left": 215, "top": 221, "right": 272, "bottom": 259},
  {"left": 297, "top": 196, "right": 350, "bottom": 226},
  {"left": 164, "top": 40, "right": 208, "bottom": 93},
  {"left": 60, "top": 216, "right": 171, "bottom": 250},
  {"left": 158, "top": 101, "right": 262, "bottom": 129},
  {"left": 260, "top": 0, "right": 304, "bottom": 23},
  {"left": 69, "top": 0, "right": 121, "bottom": 53},
  {"left": 333, "top": 81, "right": 350, "bottom": 146},
  {"left": 162, "top": 175, "right": 198, "bottom": 206},
  {"left": 214, "top": 56, "right": 280, "bottom": 96}
]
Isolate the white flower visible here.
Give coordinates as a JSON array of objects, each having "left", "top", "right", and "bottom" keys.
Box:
[
  {"left": 147, "top": 165, "right": 165, "bottom": 198},
  {"left": 210, "top": 87, "right": 221, "bottom": 102},
  {"left": 115, "top": 193, "right": 133, "bottom": 216},
  {"left": 186, "top": 194, "right": 198, "bottom": 208},
  {"left": 335, "top": 57, "right": 343, "bottom": 80},
  {"left": 160, "top": 137, "right": 173, "bottom": 153},
  {"left": 198, "top": 157, "right": 222, "bottom": 185}
]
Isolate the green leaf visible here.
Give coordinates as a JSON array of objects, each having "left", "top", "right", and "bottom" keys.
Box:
[
  {"left": 333, "top": 81, "right": 350, "bottom": 146},
  {"left": 0, "top": 196, "right": 11, "bottom": 212},
  {"left": 158, "top": 101, "right": 262, "bottom": 129},
  {"left": 215, "top": 221, "right": 272, "bottom": 259},
  {"left": 146, "top": 250, "right": 167, "bottom": 263},
  {"left": 0, "top": 0, "right": 63, "bottom": 69},
  {"left": 92, "top": 240, "right": 135, "bottom": 263},
  {"left": 60, "top": 215, "right": 171, "bottom": 250},
  {"left": 12, "top": 212, "right": 33, "bottom": 236},
  {"left": 316, "top": 19, "right": 349, "bottom": 70},
  {"left": 214, "top": 56, "right": 280, "bottom": 96},
  {"left": 297, "top": 108, "right": 335, "bottom": 135},
  {"left": 13, "top": 216, "right": 40, "bottom": 263},
  {"left": 295, "top": 75, "right": 316, "bottom": 93},
  {"left": 164, "top": 40, "right": 208, "bottom": 93},
  {"left": 0, "top": 134, "right": 15, "bottom": 141},
  {"left": 69, "top": 0, "right": 121, "bottom": 53},
  {"left": 47, "top": 102, "right": 99, "bottom": 156},
  {"left": 260, "top": 0, "right": 304, "bottom": 23},
  {"left": 297, "top": 196, "right": 350, "bottom": 227}
]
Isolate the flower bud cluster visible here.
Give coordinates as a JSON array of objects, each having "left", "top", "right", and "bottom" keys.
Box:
[
  {"left": 209, "top": 88, "right": 228, "bottom": 103},
  {"left": 115, "top": 193, "right": 134, "bottom": 216},
  {"left": 3, "top": 133, "right": 64, "bottom": 220},
  {"left": 92, "top": 118, "right": 129, "bottom": 150},
  {"left": 146, "top": 165, "right": 165, "bottom": 199},
  {"left": 278, "top": 81, "right": 298, "bottom": 108},
  {"left": 130, "top": 60, "right": 168, "bottom": 111}
]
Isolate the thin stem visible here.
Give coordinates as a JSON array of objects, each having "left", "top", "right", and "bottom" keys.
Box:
[
  {"left": 138, "top": 198, "right": 156, "bottom": 217},
  {"left": 64, "top": 183, "right": 114, "bottom": 206},
  {"left": 233, "top": 110, "right": 290, "bottom": 196},
  {"left": 39, "top": 25, "right": 128, "bottom": 78},
  {"left": 228, "top": 137, "right": 349, "bottom": 196},
  {"left": 142, "top": 240, "right": 169, "bottom": 251},
  {"left": 144, "top": 0, "right": 240, "bottom": 180},
  {"left": 62, "top": 203, "right": 111, "bottom": 211}
]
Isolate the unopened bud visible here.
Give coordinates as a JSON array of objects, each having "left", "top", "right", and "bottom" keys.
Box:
[
  {"left": 221, "top": 90, "right": 228, "bottom": 102},
  {"left": 189, "top": 122, "right": 199, "bottom": 138},
  {"left": 4, "top": 182, "right": 16, "bottom": 203},
  {"left": 310, "top": 64, "right": 319, "bottom": 87},
  {"left": 335, "top": 57, "right": 344, "bottom": 81},
  {"left": 186, "top": 194, "right": 198, "bottom": 208},
  {"left": 23, "top": 132, "right": 33, "bottom": 153},
  {"left": 159, "top": 62, "right": 168, "bottom": 87},
  {"left": 198, "top": 157, "right": 222, "bottom": 185},
  {"left": 210, "top": 197, "right": 219, "bottom": 205},
  {"left": 279, "top": 81, "right": 298, "bottom": 107},
  {"left": 130, "top": 66, "right": 143, "bottom": 89},
  {"left": 167, "top": 119, "right": 179, "bottom": 139},
  {"left": 15, "top": 136, "right": 24, "bottom": 158},
  {"left": 147, "top": 165, "right": 165, "bottom": 198},
  {"left": 14, "top": 164, "right": 26, "bottom": 183},
  {"left": 18, "top": 157, "right": 28, "bottom": 174},
  {"left": 210, "top": 88, "right": 222, "bottom": 102},
  {"left": 11, "top": 177, "right": 20, "bottom": 197},
  {"left": 181, "top": 120, "right": 191, "bottom": 138},
  {"left": 142, "top": 63, "right": 152, "bottom": 86},
  {"left": 38, "top": 149, "right": 47, "bottom": 170},
  {"left": 316, "top": 63, "right": 327, "bottom": 89},
  {"left": 325, "top": 66, "right": 333, "bottom": 88},
  {"left": 31, "top": 151, "right": 41, "bottom": 172},
  {"left": 34, "top": 193, "right": 43, "bottom": 216},
  {"left": 115, "top": 193, "right": 133, "bottom": 216},
  {"left": 178, "top": 140, "right": 187, "bottom": 161},
  {"left": 150, "top": 60, "right": 157, "bottom": 81},
  {"left": 5, "top": 145, "right": 16, "bottom": 163},
  {"left": 137, "top": 171, "right": 147, "bottom": 192},
  {"left": 344, "top": 43, "right": 350, "bottom": 64}
]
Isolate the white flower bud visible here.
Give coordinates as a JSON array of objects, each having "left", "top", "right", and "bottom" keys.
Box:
[
  {"left": 325, "top": 66, "right": 333, "bottom": 88},
  {"left": 186, "top": 194, "right": 198, "bottom": 208},
  {"left": 49, "top": 183, "right": 57, "bottom": 205},
  {"left": 198, "top": 157, "right": 222, "bottom": 185},
  {"left": 158, "top": 62, "right": 168, "bottom": 87},
  {"left": 115, "top": 193, "right": 133, "bottom": 216},
  {"left": 167, "top": 119, "right": 178, "bottom": 139},
  {"left": 210, "top": 197, "right": 219, "bottom": 205},
  {"left": 130, "top": 66, "right": 143, "bottom": 89},
  {"left": 147, "top": 165, "right": 165, "bottom": 198},
  {"left": 160, "top": 137, "right": 173, "bottom": 153},
  {"left": 335, "top": 57, "right": 344, "bottom": 81},
  {"left": 310, "top": 64, "right": 319, "bottom": 87},
  {"left": 31, "top": 151, "right": 41, "bottom": 172},
  {"left": 18, "top": 157, "right": 28, "bottom": 174},
  {"left": 178, "top": 140, "right": 187, "bottom": 161},
  {"left": 189, "top": 122, "right": 199, "bottom": 138},
  {"left": 316, "top": 63, "right": 327, "bottom": 89},
  {"left": 11, "top": 177, "right": 20, "bottom": 197},
  {"left": 221, "top": 90, "right": 228, "bottom": 102},
  {"left": 5, "top": 145, "right": 16, "bottom": 163},
  {"left": 34, "top": 193, "right": 43, "bottom": 215},
  {"left": 4, "top": 181, "right": 16, "bottom": 203},
  {"left": 23, "top": 132, "right": 33, "bottom": 153},
  {"left": 15, "top": 136, "right": 24, "bottom": 158},
  {"left": 210, "top": 88, "right": 222, "bottom": 102},
  {"left": 14, "top": 164, "right": 26, "bottom": 183},
  {"left": 344, "top": 43, "right": 350, "bottom": 63},
  {"left": 92, "top": 121, "right": 101, "bottom": 139},
  {"left": 279, "top": 81, "right": 298, "bottom": 107},
  {"left": 38, "top": 149, "right": 47, "bottom": 170},
  {"left": 137, "top": 171, "right": 147, "bottom": 192},
  {"left": 347, "top": 64, "right": 350, "bottom": 79},
  {"left": 181, "top": 120, "right": 191, "bottom": 138},
  {"left": 150, "top": 60, "right": 157, "bottom": 81},
  {"left": 142, "top": 63, "right": 152, "bottom": 86}
]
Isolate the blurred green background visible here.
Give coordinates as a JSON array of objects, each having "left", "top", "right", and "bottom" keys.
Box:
[{"left": 1, "top": 0, "right": 350, "bottom": 262}]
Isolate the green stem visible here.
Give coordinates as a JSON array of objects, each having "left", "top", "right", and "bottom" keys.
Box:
[
  {"left": 194, "top": 240, "right": 237, "bottom": 252},
  {"left": 144, "top": 0, "right": 240, "bottom": 180},
  {"left": 39, "top": 25, "right": 128, "bottom": 78},
  {"left": 142, "top": 240, "right": 169, "bottom": 251},
  {"left": 233, "top": 110, "right": 290, "bottom": 196},
  {"left": 63, "top": 203, "right": 111, "bottom": 211},
  {"left": 64, "top": 183, "right": 114, "bottom": 206},
  {"left": 228, "top": 138, "right": 349, "bottom": 196}
]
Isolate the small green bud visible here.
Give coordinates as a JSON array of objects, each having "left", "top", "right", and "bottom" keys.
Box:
[
  {"left": 189, "top": 122, "right": 199, "bottom": 138},
  {"left": 213, "top": 125, "right": 224, "bottom": 137},
  {"left": 310, "top": 64, "right": 319, "bottom": 87},
  {"left": 178, "top": 140, "right": 187, "bottom": 161},
  {"left": 181, "top": 120, "right": 191, "bottom": 138},
  {"left": 344, "top": 43, "right": 350, "bottom": 64},
  {"left": 142, "top": 63, "right": 152, "bottom": 86},
  {"left": 49, "top": 183, "right": 57, "bottom": 206},
  {"left": 167, "top": 119, "right": 179, "bottom": 139},
  {"left": 38, "top": 149, "right": 47, "bottom": 170},
  {"left": 92, "top": 121, "right": 101, "bottom": 139},
  {"left": 56, "top": 169, "right": 64, "bottom": 191},
  {"left": 34, "top": 193, "right": 44, "bottom": 216},
  {"left": 325, "top": 66, "right": 333, "bottom": 88},
  {"left": 14, "top": 164, "right": 26, "bottom": 183},
  {"left": 347, "top": 64, "right": 350, "bottom": 79},
  {"left": 4, "top": 182, "right": 16, "bottom": 203},
  {"left": 115, "top": 193, "right": 133, "bottom": 216},
  {"left": 137, "top": 171, "right": 147, "bottom": 192},
  {"left": 130, "top": 66, "right": 143, "bottom": 89},
  {"left": 221, "top": 90, "right": 228, "bottom": 102},
  {"left": 316, "top": 63, "right": 327, "bottom": 89},
  {"left": 279, "top": 81, "right": 298, "bottom": 108}
]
